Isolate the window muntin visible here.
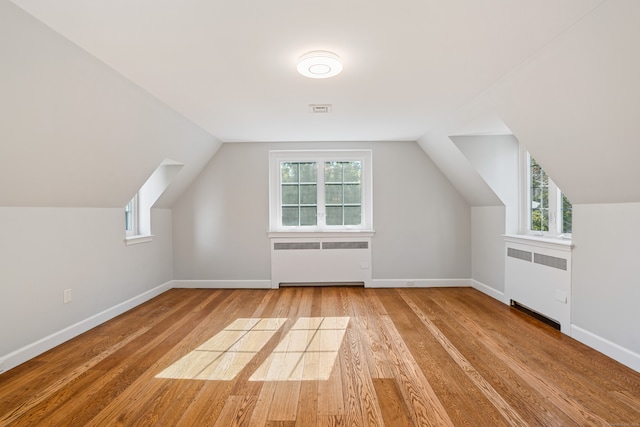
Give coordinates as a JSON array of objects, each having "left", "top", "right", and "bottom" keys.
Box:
[
  {"left": 270, "top": 150, "right": 372, "bottom": 232},
  {"left": 525, "top": 153, "right": 572, "bottom": 237},
  {"left": 325, "top": 161, "right": 362, "bottom": 226},
  {"left": 281, "top": 162, "right": 318, "bottom": 226}
]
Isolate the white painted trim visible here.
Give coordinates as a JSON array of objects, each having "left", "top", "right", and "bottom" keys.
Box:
[
  {"left": 471, "top": 280, "right": 509, "bottom": 305},
  {"left": 268, "top": 230, "right": 375, "bottom": 238},
  {"left": 171, "top": 280, "right": 273, "bottom": 289},
  {"left": 571, "top": 325, "right": 640, "bottom": 373},
  {"left": 369, "top": 278, "right": 471, "bottom": 288},
  {"left": 503, "top": 234, "right": 573, "bottom": 251},
  {"left": 268, "top": 149, "right": 374, "bottom": 232},
  {"left": 124, "top": 234, "right": 154, "bottom": 245},
  {"left": 0, "top": 281, "right": 172, "bottom": 374}
]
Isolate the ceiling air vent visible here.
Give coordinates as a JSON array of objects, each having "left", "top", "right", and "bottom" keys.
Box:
[{"left": 309, "top": 104, "right": 332, "bottom": 113}]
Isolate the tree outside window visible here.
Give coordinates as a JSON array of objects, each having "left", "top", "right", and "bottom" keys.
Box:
[
  {"left": 527, "top": 154, "right": 572, "bottom": 237},
  {"left": 269, "top": 150, "right": 372, "bottom": 232}
]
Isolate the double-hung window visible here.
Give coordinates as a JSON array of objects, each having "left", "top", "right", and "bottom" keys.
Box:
[
  {"left": 269, "top": 150, "right": 373, "bottom": 232},
  {"left": 525, "top": 153, "right": 572, "bottom": 237}
]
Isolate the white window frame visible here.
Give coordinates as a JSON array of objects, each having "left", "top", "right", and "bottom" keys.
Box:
[
  {"left": 125, "top": 192, "right": 153, "bottom": 245},
  {"left": 269, "top": 150, "right": 373, "bottom": 232},
  {"left": 520, "top": 150, "right": 571, "bottom": 239},
  {"left": 125, "top": 194, "right": 139, "bottom": 237},
  {"left": 124, "top": 159, "right": 184, "bottom": 245}
]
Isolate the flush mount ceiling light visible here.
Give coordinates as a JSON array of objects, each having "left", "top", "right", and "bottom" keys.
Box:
[{"left": 297, "top": 51, "right": 343, "bottom": 79}]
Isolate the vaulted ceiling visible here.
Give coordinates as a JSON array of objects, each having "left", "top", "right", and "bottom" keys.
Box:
[
  {"left": 9, "top": 0, "right": 603, "bottom": 142},
  {"left": 4, "top": 0, "right": 640, "bottom": 208}
]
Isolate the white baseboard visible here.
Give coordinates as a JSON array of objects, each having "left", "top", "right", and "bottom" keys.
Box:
[
  {"left": 571, "top": 325, "right": 640, "bottom": 373},
  {"left": 171, "top": 279, "right": 273, "bottom": 289},
  {"left": 471, "top": 280, "right": 509, "bottom": 305},
  {"left": 369, "top": 278, "right": 471, "bottom": 288},
  {"left": 0, "top": 281, "right": 172, "bottom": 374},
  {"left": 7, "top": 279, "right": 636, "bottom": 377},
  {"left": 177, "top": 279, "right": 471, "bottom": 289}
]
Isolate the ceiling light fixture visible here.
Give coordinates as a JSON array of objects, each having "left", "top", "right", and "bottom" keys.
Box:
[{"left": 297, "top": 51, "right": 343, "bottom": 79}]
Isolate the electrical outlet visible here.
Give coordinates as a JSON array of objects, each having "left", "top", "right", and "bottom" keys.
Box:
[{"left": 64, "top": 289, "right": 73, "bottom": 304}]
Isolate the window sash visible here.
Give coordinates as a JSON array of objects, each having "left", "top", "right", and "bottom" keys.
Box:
[
  {"left": 524, "top": 152, "right": 571, "bottom": 237},
  {"left": 324, "top": 161, "right": 362, "bottom": 226}
]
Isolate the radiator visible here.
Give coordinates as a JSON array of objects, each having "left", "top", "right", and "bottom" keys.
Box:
[
  {"left": 270, "top": 237, "right": 372, "bottom": 288},
  {"left": 504, "top": 237, "right": 572, "bottom": 335}
]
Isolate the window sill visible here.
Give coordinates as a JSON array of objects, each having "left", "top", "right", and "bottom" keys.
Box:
[
  {"left": 503, "top": 234, "right": 573, "bottom": 251},
  {"left": 268, "top": 230, "right": 375, "bottom": 238},
  {"left": 124, "top": 235, "right": 154, "bottom": 245}
]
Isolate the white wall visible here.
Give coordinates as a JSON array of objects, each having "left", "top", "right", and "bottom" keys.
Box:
[
  {"left": 442, "top": 135, "right": 519, "bottom": 299},
  {"left": 0, "top": 1, "right": 220, "bottom": 209},
  {"left": 571, "top": 203, "right": 640, "bottom": 369},
  {"left": 371, "top": 141, "right": 471, "bottom": 281},
  {"left": 471, "top": 206, "right": 507, "bottom": 298},
  {"left": 464, "top": 0, "right": 640, "bottom": 370},
  {"left": 0, "top": 3, "right": 221, "bottom": 372},
  {"left": 493, "top": 0, "right": 640, "bottom": 205},
  {"left": 417, "top": 131, "right": 502, "bottom": 207},
  {"left": 172, "top": 143, "right": 272, "bottom": 281},
  {"left": 451, "top": 135, "right": 519, "bottom": 233},
  {"left": 172, "top": 141, "right": 471, "bottom": 283},
  {"left": 0, "top": 208, "right": 173, "bottom": 371}
]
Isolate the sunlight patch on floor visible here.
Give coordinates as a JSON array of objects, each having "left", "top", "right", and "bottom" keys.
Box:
[
  {"left": 156, "top": 317, "right": 287, "bottom": 380},
  {"left": 156, "top": 317, "right": 350, "bottom": 381},
  {"left": 249, "top": 316, "right": 350, "bottom": 381}
]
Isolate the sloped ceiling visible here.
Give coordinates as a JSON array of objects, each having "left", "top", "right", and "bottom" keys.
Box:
[
  {"left": 5, "top": 0, "right": 640, "bottom": 207},
  {"left": 492, "top": 0, "right": 640, "bottom": 204},
  {"left": 0, "top": 1, "right": 220, "bottom": 208},
  {"left": 9, "top": 0, "right": 602, "bottom": 142}
]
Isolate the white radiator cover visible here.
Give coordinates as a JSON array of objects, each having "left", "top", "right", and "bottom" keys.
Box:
[
  {"left": 270, "top": 236, "right": 372, "bottom": 288},
  {"left": 504, "top": 236, "right": 573, "bottom": 334}
]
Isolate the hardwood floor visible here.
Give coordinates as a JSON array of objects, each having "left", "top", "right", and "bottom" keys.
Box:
[{"left": 1, "top": 287, "right": 639, "bottom": 426}]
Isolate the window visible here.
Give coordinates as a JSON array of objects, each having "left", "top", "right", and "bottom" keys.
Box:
[
  {"left": 125, "top": 194, "right": 138, "bottom": 237},
  {"left": 269, "top": 150, "right": 372, "bottom": 232},
  {"left": 124, "top": 159, "right": 184, "bottom": 244},
  {"left": 525, "top": 153, "right": 572, "bottom": 237}
]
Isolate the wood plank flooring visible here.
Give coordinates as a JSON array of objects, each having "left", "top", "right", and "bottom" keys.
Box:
[{"left": 1, "top": 287, "right": 639, "bottom": 426}]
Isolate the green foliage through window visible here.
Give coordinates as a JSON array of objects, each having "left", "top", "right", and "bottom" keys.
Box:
[
  {"left": 280, "top": 160, "right": 362, "bottom": 227},
  {"left": 528, "top": 155, "right": 572, "bottom": 236},
  {"left": 325, "top": 161, "right": 362, "bottom": 226},
  {"left": 562, "top": 193, "right": 572, "bottom": 234},
  {"left": 281, "top": 162, "right": 317, "bottom": 226},
  {"left": 530, "top": 157, "right": 549, "bottom": 231}
]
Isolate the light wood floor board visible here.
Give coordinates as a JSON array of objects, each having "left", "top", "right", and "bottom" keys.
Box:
[
  {"left": 398, "top": 290, "right": 529, "bottom": 427},
  {"left": 1, "top": 287, "right": 639, "bottom": 426}
]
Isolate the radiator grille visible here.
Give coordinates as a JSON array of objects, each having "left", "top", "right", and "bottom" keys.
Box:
[
  {"left": 507, "top": 248, "right": 532, "bottom": 262},
  {"left": 274, "top": 242, "right": 321, "bottom": 250},
  {"left": 534, "top": 253, "right": 567, "bottom": 271},
  {"left": 322, "top": 241, "right": 368, "bottom": 250}
]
